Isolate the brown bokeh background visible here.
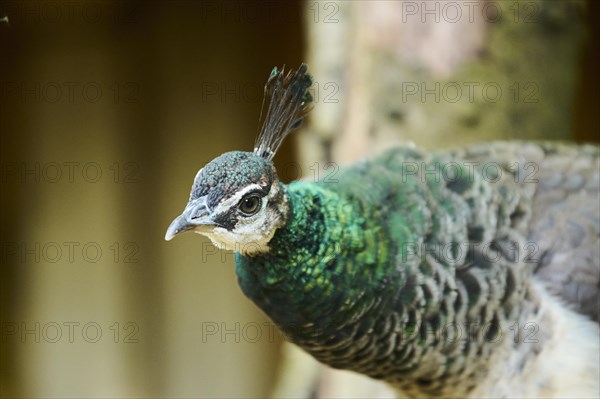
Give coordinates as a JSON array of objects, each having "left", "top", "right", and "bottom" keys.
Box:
[{"left": 0, "top": 1, "right": 598, "bottom": 398}]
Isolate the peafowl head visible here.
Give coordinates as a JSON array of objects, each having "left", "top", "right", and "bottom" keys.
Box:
[{"left": 165, "top": 64, "right": 313, "bottom": 255}]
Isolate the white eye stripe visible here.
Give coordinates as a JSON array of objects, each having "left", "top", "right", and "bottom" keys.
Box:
[
  {"left": 194, "top": 167, "right": 204, "bottom": 181},
  {"left": 189, "top": 167, "right": 204, "bottom": 200},
  {"left": 213, "top": 184, "right": 265, "bottom": 214}
]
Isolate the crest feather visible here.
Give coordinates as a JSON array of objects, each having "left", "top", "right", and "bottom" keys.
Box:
[{"left": 254, "top": 63, "right": 313, "bottom": 160}]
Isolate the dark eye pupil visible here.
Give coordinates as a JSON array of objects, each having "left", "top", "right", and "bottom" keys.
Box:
[{"left": 240, "top": 196, "right": 260, "bottom": 214}]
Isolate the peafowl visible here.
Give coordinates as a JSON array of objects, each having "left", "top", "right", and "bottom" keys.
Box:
[{"left": 166, "top": 64, "right": 599, "bottom": 398}]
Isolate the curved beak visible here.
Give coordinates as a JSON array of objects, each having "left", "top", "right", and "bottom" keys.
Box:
[{"left": 165, "top": 196, "right": 215, "bottom": 241}]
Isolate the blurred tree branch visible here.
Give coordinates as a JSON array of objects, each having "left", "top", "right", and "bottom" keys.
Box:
[{"left": 302, "top": 0, "right": 586, "bottom": 168}]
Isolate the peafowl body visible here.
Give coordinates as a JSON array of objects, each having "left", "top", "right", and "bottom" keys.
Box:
[{"left": 166, "top": 65, "right": 600, "bottom": 398}]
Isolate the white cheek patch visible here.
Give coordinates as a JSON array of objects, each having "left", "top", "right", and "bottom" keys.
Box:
[
  {"left": 200, "top": 183, "right": 286, "bottom": 256},
  {"left": 209, "top": 198, "right": 273, "bottom": 254},
  {"left": 209, "top": 225, "right": 271, "bottom": 254}
]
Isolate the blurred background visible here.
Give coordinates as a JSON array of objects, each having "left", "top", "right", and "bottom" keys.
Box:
[{"left": 0, "top": 1, "right": 598, "bottom": 398}]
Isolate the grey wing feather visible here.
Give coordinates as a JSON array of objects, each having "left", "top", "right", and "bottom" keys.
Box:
[
  {"left": 527, "top": 144, "right": 600, "bottom": 322},
  {"left": 444, "top": 142, "right": 599, "bottom": 322}
]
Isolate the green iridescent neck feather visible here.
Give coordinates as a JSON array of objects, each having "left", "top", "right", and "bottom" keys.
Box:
[{"left": 235, "top": 147, "right": 532, "bottom": 397}]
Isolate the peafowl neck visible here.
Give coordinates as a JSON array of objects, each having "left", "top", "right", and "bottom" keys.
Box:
[
  {"left": 236, "top": 181, "right": 396, "bottom": 331},
  {"left": 236, "top": 152, "right": 533, "bottom": 397}
]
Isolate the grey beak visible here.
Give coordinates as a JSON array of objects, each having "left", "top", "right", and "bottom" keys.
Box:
[
  {"left": 164, "top": 197, "right": 214, "bottom": 241},
  {"left": 165, "top": 214, "right": 194, "bottom": 241}
]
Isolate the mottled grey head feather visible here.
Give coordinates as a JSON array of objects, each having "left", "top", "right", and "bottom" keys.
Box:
[{"left": 254, "top": 63, "right": 313, "bottom": 160}]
